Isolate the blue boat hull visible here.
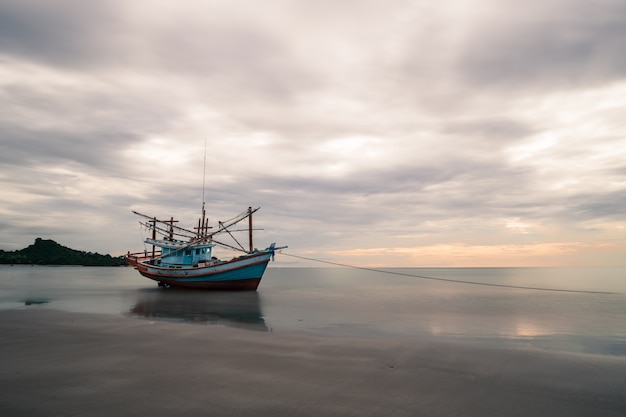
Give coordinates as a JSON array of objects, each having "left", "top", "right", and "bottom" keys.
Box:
[{"left": 134, "top": 251, "right": 271, "bottom": 290}]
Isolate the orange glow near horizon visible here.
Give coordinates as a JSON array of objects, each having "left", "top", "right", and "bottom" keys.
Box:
[{"left": 322, "top": 241, "right": 626, "bottom": 268}]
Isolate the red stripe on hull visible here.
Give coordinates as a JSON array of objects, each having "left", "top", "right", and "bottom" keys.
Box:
[{"left": 141, "top": 275, "right": 261, "bottom": 290}]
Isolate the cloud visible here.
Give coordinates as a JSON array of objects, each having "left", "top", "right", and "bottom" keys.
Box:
[
  {"left": 456, "top": 0, "right": 626, "bottom": 91},
  {"left": 0, "top": 0, "right": 624, "bottom": 266},
  {"left": 0, "top": 0, "right": 126, "bottom": 68}
]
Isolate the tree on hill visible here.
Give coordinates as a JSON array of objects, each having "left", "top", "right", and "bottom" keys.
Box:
[{"left": 0, "top": 238, "right": 126, "bottom": 266}]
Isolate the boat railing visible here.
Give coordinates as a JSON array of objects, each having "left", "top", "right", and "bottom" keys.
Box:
[{"left": 126, "top": 250, "right": 163, "bottom": 265}]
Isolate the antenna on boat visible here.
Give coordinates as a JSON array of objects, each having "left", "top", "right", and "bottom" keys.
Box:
[
  {"left": 201, "top": 138, "right": 207, "bottom": 239},
  {"left": 202, "top": 138, "right": 207, "bottom": 207}
]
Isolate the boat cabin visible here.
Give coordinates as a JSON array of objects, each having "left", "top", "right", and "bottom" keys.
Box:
[{"left": 145, "top": 238, "right": 215, "bottom": 267}]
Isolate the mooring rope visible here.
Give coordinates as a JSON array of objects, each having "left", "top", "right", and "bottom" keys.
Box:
[{"left": 280, "top": 252, "right": 619, "bottom": 295}]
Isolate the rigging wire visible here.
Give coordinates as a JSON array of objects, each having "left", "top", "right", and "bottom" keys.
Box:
[
  {"left": 139, "top": 222, "right": 147, "bottom": 252},
  {"left": 279, "top": 252, "right": 619, "bottom": 295}
]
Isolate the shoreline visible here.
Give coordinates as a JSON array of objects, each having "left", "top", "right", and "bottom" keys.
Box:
[{"left": 1, "top": 309, "right": 625, "bottom": 416}]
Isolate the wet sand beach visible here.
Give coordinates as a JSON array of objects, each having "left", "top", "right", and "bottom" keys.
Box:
[{"left": 1, "top": 309, "right": 625, "bottom": 416}]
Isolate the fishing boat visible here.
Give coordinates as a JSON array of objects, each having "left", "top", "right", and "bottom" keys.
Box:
[{"left": 126, "top": 206, "right": 285, "bottom": 290}]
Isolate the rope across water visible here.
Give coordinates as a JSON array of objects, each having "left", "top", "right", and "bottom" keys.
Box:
[{"left": 280, "top": 252, "right": 619, "bottom": 295}]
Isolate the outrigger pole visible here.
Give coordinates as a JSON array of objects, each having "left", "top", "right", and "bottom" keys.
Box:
[{"left": 134, "top": 207, "right": 260, "bottom": 253}]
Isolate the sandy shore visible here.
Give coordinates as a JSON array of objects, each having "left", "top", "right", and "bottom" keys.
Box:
[{"left": 1, "top": 309, "right": 625, "bottom": 417}]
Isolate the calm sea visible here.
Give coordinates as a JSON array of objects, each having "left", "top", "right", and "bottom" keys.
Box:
[{"left": 1, "top": 265, "right": 625, "bottom": 355}]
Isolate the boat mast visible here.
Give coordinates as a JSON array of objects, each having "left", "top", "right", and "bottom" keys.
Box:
[
  {"left": 202, "top": 202, "right": 207, "bottom": 240},
  {"left": 248, "top": 206, "right": 253, "bottom": 252},
  {"left": 150, "top": 217, "right": 157, "bottom": 260},
  {"left": 168, "top": 217, "right": 178, "bottom": 240}
]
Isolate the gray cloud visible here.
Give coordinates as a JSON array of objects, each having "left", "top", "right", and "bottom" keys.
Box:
[
  {"left": 0, "top": 0, "right": 125, "bottom": 68},
  {"left": 457, "top": 0, "right": 626, "bottom": 91},
  {"left": 0, "top": 124, "right": 139, "bottom": 173},
  {"left": 0, "top": 0, "right": 624, "bottom": 265},
  {"left": 571, "top": 189, "right": 626, "bottom": 220}
]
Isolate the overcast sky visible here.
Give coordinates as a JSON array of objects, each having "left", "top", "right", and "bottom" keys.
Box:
[{"left": 1, "top": 0, "right": 625, "bottom": 267}]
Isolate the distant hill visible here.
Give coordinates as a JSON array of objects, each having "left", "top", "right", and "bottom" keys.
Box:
[{"left": 0, "top": 238, "right": 126, "bottom": 266}]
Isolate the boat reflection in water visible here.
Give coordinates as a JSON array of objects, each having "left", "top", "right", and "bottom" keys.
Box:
[{"left": 128, "top": 289, "right": 268, "bottom": 331}]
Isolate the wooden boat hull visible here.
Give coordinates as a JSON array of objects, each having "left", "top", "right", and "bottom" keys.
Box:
[{"left": 130, "top": 251, "right": 272, "bottom": 290}]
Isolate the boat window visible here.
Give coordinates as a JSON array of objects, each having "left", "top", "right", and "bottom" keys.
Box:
[
  {"left": 185, "top": 250, "right": 191, "bottom": 256},
  {"left": 195, "top": 249, "right": 200, "bottom": 255}
]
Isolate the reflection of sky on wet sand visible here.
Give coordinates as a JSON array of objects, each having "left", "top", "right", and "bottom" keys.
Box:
[
  {"left": 260, "top": 268, "right": 626, "bottom": 355},
  {"left": 128, "top": 289, "right": 268, "bottom": 331},
  {"left": 1, "top": 266, "right": 625, "bottom": 355}
]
